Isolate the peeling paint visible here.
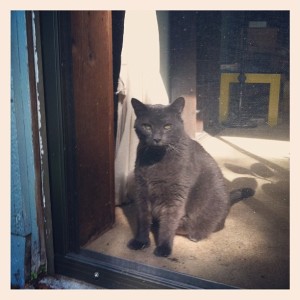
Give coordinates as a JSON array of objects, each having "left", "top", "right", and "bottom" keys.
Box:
[{"left": 32, "top": 12, "right": 46, "bottom": 209}]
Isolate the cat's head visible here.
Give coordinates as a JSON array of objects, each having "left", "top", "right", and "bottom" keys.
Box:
[{"left": 131, "top": 97, "right": 185, "bottom": 148}]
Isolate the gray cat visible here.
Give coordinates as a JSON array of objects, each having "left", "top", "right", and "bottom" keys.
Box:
[{"left": 128, "top": 97, "right": 254, "bottom": 257}]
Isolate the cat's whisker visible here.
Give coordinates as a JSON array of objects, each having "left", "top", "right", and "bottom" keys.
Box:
[{"left": 167, "top": 144, "right": 180, "bottom": 154}]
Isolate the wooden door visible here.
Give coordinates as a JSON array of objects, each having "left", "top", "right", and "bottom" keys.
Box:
[{"left": 70, "top": 11, "right": 115, "bottom": 246}]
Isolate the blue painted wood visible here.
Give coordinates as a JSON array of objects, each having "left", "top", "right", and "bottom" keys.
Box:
[
  {"left": 11, "top": 12, "right": 32, "bottom": 237},
  {"left": 11, "top": 92, "right": 31, "bottom": 236},
  {"left": 11, "top": 235, "right": 28, "bottom": 288},
  {"left": 11, "top": 11, "right": 42, "bottom": 287}
]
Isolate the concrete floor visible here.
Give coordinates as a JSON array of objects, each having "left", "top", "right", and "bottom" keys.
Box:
[{"left": 85, "top": 124, "right": 289, "bottom": 289}]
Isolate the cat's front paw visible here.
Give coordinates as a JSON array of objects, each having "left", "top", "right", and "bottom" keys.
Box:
[
  {"left": 154, "top": 244, "right": 172, "bottom": 257},
  {"left": 127, "top": 238, "right": 150, "bottom": 250}
]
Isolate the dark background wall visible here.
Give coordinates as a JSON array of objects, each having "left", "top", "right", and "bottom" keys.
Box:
[{"left": 164, "top": 11, "right": 289, "bottom": 132}]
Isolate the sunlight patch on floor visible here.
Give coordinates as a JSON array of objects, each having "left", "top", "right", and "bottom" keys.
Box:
[{"left": 219, "top": 136, "right": 289, "bottom": 161}]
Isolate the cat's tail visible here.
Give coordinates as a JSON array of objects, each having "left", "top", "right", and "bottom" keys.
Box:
[{"left": 230, "top": 188, "right": 255, "bottom": 205}]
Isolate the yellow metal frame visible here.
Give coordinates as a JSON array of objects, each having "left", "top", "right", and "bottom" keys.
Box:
[{"left": 219, "top": 73, "right": 281, "bottom": 126}]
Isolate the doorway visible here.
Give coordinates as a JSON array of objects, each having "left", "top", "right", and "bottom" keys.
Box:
[{"left": 40, "top": 11, "right": 289, "bottom": 289}]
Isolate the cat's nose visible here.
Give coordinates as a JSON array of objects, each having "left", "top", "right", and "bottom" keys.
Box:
[{"left": 153, "top": 138, "right": 161, "bottom": 144}]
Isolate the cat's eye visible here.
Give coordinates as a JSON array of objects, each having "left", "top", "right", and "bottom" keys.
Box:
[
  {"left": 164, "top": 124, "right": 172, "bottom": 130},
  {"left": 142, "top": 124, "right": 152, "bottom": 131}
]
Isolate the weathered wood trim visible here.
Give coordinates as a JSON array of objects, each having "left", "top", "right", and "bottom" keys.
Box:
[
  {"left": 26, "top": 11, "right": 55, "bottom": 275},
  {"left": 11, "top": 11, "right": 41, "bottom": 287}
]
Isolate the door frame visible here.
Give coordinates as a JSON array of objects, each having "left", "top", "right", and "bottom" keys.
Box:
[{"left": 37, "top": 10, "right": 235, "bottom": 289}]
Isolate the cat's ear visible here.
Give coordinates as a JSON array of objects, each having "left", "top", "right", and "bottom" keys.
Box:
[
  {"left": 170, "top": 97, "right": 185, "bottom": 115},
  {"left": 131, "top": 98, "right": 148, "bottom": 117}
]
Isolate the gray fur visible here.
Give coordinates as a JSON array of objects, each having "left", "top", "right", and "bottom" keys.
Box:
[{"left": 128, "top": 97, "right": 253, "bottom": 257}]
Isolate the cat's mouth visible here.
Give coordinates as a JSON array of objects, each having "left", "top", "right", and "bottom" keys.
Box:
[
  {"left": 152, "top": 142, "right": 164, "bottom": 147},
  {"left": 149, "top": 143, "right": 166, "bottom": 149}
]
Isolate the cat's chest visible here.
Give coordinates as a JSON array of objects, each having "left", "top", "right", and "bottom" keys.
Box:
[
  {"left": 138, "top": 148, "right": 177, "bottom": 169},
  {"left": 136, "top": 150, "right": 185, "bottom": 185}
]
